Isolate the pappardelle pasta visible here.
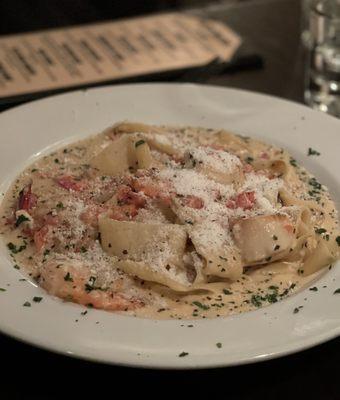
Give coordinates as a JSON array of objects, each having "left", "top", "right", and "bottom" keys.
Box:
[{"left": 0, "top": 122, "right": 339, "bottom": 319}]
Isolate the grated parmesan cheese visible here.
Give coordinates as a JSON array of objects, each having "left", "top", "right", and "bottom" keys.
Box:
[{"left": 185, "top": 147, "right": 242, "bottom": 173}]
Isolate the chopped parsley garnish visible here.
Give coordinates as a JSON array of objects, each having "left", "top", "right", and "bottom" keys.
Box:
[
  {"left": 308, "top": 147, "right": 320, "bottom": 156},
  {"left": 245, "top": 156, "right": 254, "bottom": 163},
  {"left": 274, "top": 245, "right": 280, "bottom": 251},
  {"left": 192, "top": 301, "right": 210, "bottom": 310},
  {"left": 54, "top": 158, "right": 60, "bottom": 163},
  {"left": 178, "top": 351, "right": 189, "bottom": 357},
  {"left": 309, "top": 177, "right": 322, "bottom": 190},
  {"left": 33, "top": 296, "right": 43, "bottom": 303},
  {"left": 309, "top": 286, "right": 318, "bottom": 292},
  {"left": 293, "top": 307, "right": 300, "bottom": 314},
  {"left": 315, "top": 228, "right": 327, "bottom": 235},
  {"left": 80, "top": 246, "right": 87, "bottom": 253},
  {"left": 13, "top": 264, "right": 20, "bottom": 270},
  {"left": 280, "top": 283, "right": 296, "bottom": 297},
  {"left": 31, "top": 168, "right": 38, "bottom": 172},
  {"left": 85, "top": 276, "right": 97, "bottom": 292},
  {"left": 289, "top": 158, "right": 297, "bottom": 167},
  {"left": 15, "top": 214, "right": 29, "bottom": 227},
  {"left": 273, "top": 235, "right": 278, "bottom": 241},
  {"left": 56, "top": 202, "right": 64, "bottom": 209},
  {"left": 7, "top": 242, "right": 26, "bottom": 254},
  {"left": 191, "top": 159, "right": 197, "bottom": 167},
  {"left": 135, "top": 139, "right": 145, "bottom": 147},
  {"left": 223, "top": 289, "right": 232, "bottom": 295},
  {"left": 0, "top": 288, "right": 6, "bottom": 292},
  {"left": 333, "top": 288, "right": 340, "bottom": 294},
  {"left": 251, "top": 294, "right": 262, "bottom": 307},
  {"left": 43, "top": 249, "right": 50, "bottom": 257},
  {"left": 23, "top": 301, "right": 31, "bottom": 307},
  {"left": 64, "top": 272, "right": 74, "bottom": 282},
  {"left": 81, "top": 310, "right": 88, "bottom": 316},
  {"left": 336, "top": 236, "right": 340, "bottom": 247},
  {"left": 266, "top": 293, "right": 278, "bottom": 303},
  {"left": 216, "top": 342, "right": 222, "bottom": 349},
  {"left": 250, "top": 286, "right": 280, "bottom": 307}
]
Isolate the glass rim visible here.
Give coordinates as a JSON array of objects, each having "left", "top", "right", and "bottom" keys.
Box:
[{"left": 310, "top": 0, "right": 340, "bottom": 21}]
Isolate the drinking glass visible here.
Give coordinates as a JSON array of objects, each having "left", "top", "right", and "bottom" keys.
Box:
[{"left": 303, "top": 0, "right": 340, "bottom": 117}]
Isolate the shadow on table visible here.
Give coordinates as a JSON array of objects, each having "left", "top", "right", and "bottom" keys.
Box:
[{"left": 1, "top": 333, "right": 338, "bottom": 399}]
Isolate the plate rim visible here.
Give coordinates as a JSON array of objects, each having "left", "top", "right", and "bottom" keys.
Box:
[{"left": 0, "top": 82, "right": 339, "bottom": 369}]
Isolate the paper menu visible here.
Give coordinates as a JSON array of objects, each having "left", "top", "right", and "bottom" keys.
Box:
[{"left": 0, "top": 12, "right": 241, "bottom": 99}]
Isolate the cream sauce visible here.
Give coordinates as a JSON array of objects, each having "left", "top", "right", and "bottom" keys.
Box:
[{"left": 0, "top": 124, "right": 338, "bottom": 319}]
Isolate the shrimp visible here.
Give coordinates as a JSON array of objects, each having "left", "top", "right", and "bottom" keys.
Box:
[
  {"left": 99, "top": 184, "right": 148, "bottom": 222},
  {"left": 131, "top": 178, "right": 172, "bottom": 206},
  {"left": 80, "top": 204, "right": 107, "bottom": 227},
  {"left": 110, "top": 204, "right": 139, "bottom": 221},
  {"left": 226, "top": 191, "right": 256, "bottom": 210},
  {"left": 56, "top": 175, "right": 87, "bottom": 192},
  {"left": 18, "top": 183, "right": 37, "bottom": 211},
  {"left": 116, "top": 185, "right": 146, "bottom": 208},
  {"left": 182, "top": 195, "right": 204, "bottom": 209},
  {"left": 34, "top": 226, "right": 50, "bottom": 252},
  {"left": 39, "top": 262, "right": 143, "bottom": 311}
]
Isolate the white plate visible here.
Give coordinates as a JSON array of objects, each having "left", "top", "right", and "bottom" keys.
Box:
[{"left": 0, "top": 83, "right": 339, "bottom": 369}]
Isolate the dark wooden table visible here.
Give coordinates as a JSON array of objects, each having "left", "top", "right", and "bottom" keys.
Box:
[{"left": 0, "top": 1, "right": 339, "bottom": 398}]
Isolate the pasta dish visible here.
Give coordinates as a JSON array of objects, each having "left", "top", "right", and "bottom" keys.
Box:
[{"left": 0, "top": 122, "right": 339, "bottom": 319}]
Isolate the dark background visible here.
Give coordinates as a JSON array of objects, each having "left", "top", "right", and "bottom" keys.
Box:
[
  {"left": 0, "top": 0, "right": 306, "bottom": 106},
  {"left": 0, "top": 1, "right": 339, "bottom": 399}
]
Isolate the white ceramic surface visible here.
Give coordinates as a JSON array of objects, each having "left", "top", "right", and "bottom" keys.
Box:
[{"left": 0, "top": 83, "right": 339, "bottom": 369}]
